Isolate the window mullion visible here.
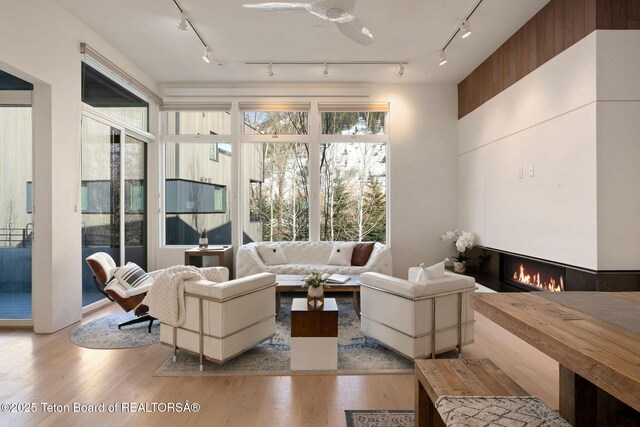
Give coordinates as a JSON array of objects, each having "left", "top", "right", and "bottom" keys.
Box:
[{"left": 308, "top": 103, "right": 320, "bottom": 241}]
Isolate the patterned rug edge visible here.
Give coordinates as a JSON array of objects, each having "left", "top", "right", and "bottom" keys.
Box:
[{"left": 345, "top": 409, "right": 415, "bottom": 427}]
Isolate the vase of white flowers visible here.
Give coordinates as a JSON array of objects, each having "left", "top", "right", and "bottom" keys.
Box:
[{"left": 441, "top": 230, "right": 476, "bottom": 273}]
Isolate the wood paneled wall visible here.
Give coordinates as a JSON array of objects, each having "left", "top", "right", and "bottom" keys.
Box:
[{"left": 458, "top": 0, "right": 640, "bottom": 119}]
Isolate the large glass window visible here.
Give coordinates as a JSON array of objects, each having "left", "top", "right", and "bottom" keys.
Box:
[
  {"left": 0, "top": 103, "right": 32, "bottom": 319},
  {"left": 320, "top": 142, "right": 386, "bottom": 243},
  {"left": 165, "top": 142, "right": 232, "bottom": 245},
  {"left": 243, "top": 142, "right": 309, "bottom": 242}
]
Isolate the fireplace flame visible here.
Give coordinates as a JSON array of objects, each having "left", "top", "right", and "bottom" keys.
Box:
[{"left": 513, "top": 264, "right": 564, "bottom": 292}]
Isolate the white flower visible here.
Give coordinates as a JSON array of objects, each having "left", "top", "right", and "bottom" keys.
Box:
[{"left": 442, "top": 229, "right": 476, "bottom": 254}]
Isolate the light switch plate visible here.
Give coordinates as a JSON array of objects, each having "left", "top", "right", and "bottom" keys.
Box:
[
  {"left": 528, "top": 164, "right": 535, "bottom": 177},
  {"left": 518, "top": 167, "right": 523, "bottom": 179}
]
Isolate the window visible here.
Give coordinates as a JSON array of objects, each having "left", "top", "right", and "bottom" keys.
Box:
[
  {"left": 243, "top": 142, "right": 309, "bottom": 243},
  {"left": 319, "top": 106, "right": 389, "bottom": 243},
  {"left": 164, "top": 142, "right": 232, "bottom": 246},
  {"left": 321, "top": 111, "right": 386, "bottom": 135},
  {"left": 242, "top": 111, "right": 308, "bottom": 135},
  {"left": 320, "top": 142, "right": 386, "bottom": 243}
]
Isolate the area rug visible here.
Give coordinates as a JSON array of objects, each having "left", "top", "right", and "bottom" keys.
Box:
[
  {"left": 345, "top": 410, "right": 414, "bottom": 427},
  {"left": 154, "top": 295, "right": 416, "bottom": 376},
  {"left": 70, "top": 313, "right": 159, "bottom": 349}
]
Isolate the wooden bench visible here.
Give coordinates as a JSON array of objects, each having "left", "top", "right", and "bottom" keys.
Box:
[{"left": 415, "top": 358, "right": 540, "bottom": 427}]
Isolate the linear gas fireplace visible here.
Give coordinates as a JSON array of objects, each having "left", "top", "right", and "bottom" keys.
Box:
[
  {"left": 468, "top": 246, "right": 640, "bottom": 292},
  {"left": 502, "top": 255, "right": 565, "bottom": 292}
]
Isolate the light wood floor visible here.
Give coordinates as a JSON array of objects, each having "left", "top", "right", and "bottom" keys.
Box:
[{"left": 0, "top": 302, "right": 558, "bottom": 427}]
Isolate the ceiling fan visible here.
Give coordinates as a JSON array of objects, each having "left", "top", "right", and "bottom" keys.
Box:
[{"left": 241, "top": 0, "right": 374, "bottom": 45}]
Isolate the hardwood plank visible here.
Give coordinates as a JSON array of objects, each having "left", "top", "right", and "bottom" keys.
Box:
[
  {"left": 565, "top": 0, "right": 576, "bottom": 47},
  {"left": 545, "top": 1, "right": 556, "bottom": 61},
  {"left": 597, "top": 0, "right": 613, "bottom": 28},
  {"left": 612, "top": 0, "right": 629, "bottom": 28},
  {"left": 575, "top": 0, "right": 587, "bottom": 40},
  {"left": 586, "top": 0, "right": 597, "bottom": 32},
  {"left": 555, "top": 0, "right": 566, "bottom": 55},
  {"left": 473, "top": 293, "right": 640, "bottom": 412}
]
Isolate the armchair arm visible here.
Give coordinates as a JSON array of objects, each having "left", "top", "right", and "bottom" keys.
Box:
[
  {"left": 360, "top": 272, "right": 475, "bottom": 300},
  {"left": 184, "top": 272, "right": 276, "bottom": 302}
]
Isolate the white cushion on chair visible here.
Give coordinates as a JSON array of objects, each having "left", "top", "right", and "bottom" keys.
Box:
[{"left": 110, "top": 262, "right": 154, "bottom": 290}]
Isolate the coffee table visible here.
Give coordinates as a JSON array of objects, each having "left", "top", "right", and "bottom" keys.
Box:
[{"left": 275, "top": 274, "right": 360, "bottom": 317}]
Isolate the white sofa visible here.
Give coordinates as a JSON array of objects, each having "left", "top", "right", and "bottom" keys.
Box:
[
  {"left": 160, "top": 268, "right": 276, "bottom": 368},
  {"left": 236, "top": 241, "right": 392, "bottom": 278},
  {"left": 359, "top": 268, "right": 475, "bottom": 359}
]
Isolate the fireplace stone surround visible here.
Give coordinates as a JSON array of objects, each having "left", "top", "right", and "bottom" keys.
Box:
[{"left": 462, "top": 247, "right": 640, "bottom": 293}]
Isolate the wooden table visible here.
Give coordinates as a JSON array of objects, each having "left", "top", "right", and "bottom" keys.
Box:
[
  {"left": 290, "top": 297, "right": 339, "bottom": 370},
  {"left": 473, "top": 292, "right": 640, "bottom": 426},
  {"left": 184, "top": 246, "right": 233, "bottom": 278},
  {"left": 415, "top": 359, "right": 528, "bottom": 427},
  {"left": 275, "top": 274, "right": 360, "bottom": 317}
]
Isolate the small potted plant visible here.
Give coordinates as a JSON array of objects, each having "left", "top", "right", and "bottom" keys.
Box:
[
  {"left": 441, "top": 230, "right": 476, "bottom": 273},
  {"left": 198, "top": 229, "right": 208, "bottom": 248},
  {"left": 303, "top": 272, "right": 328, "bottom": 308}
]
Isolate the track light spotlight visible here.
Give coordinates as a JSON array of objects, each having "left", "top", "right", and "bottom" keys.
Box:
[
  {"left": 177, "top": 12, "right": 190, "bottom": 31},
  {"left": 396, "top": 63, "right": 405, "bottom": 78},
  {"left": 267, "top": 63, "right": 275, "bottom": 77},
  {"left": 460, "top": 20, "right": 471, "bottom": 39},
  {"left": 438, "top": 50, "right": 447, "bottom": 66},
  {"left": 202, "top": 47, "right": 212, "bottom": 63},
  {"left": 321, "top": 63, "right": 330, "bottom": 78}
]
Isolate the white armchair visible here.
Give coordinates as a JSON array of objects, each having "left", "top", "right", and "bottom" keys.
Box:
[
  {"left": 160, "top": 269, "right": 276, "bottom": 369},
  {"left": 359, "top": 269, "right": 475, "bottom": 359}
]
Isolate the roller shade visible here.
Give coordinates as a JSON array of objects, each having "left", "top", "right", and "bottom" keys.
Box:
[
  {"left": 160, "top": 103, "right": 231, "bottom": 112},
  {"left": 318, "top": 103, "right": 389, "bottom": 112},
  {"left": 238, "top": 102, "right": 311, "bottom": 112}
]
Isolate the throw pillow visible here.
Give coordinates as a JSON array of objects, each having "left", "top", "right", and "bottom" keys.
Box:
[
  {"left": 257, "top": 244, "right": 289, "bottom": 265},
  {"left": 328, "top": 242, "right": 355, "bottom": 266},
  {"left": 110, "top": 262, "right": 154, "bottom": 290},
  {"left": 415, "top": 262, "right": 446, "bottom": 282},
  {"left": 351, "top": 242, "right": 375, "bottom": 266}
]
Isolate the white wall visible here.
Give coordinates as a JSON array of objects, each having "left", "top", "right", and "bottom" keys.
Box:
[
  {"left": 596, "top": 31, "right": 640, "bottom": 270},
  {"left": 0, "top": 0, "right": 157, "bottom": 332},
  {"left": 458, "top": 30, "right": 640, "bottom": 271},
  {"left": 368, "top": 84, "right": 459, "bottom": 277}
]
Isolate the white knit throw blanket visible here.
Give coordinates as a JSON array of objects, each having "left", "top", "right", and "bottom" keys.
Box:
[{"left": 143, "top": 265, "right": 225, "bottom": 327}]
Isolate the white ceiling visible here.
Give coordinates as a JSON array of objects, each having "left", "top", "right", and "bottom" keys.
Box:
[{"left": 58, "top": 0, "right": 549, "bottom": 85}]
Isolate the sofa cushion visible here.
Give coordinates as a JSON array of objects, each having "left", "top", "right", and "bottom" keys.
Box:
[
  {"left": 351, "top": 242, "right": 375, "bottom": 266},
  {"left": 257, "top": 244, "right": 289, "bottom": 265},
  {"left": 328, "top": 242, "right": 354, "bottom": 266}
]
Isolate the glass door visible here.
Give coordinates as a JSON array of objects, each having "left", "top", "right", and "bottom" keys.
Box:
[
  {"left": 0, "top": 104, "right": 33, "bottom": 319},
  {"left": 81, "top": 117, "right": 147, "bottom": 307}
]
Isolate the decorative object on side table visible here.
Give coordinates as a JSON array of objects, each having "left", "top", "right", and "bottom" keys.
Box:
[
  {"left": 303, "top": 271, "right": 328, "bottom": 309},
  {"left": 198, "top": 229, "right": 208, "bottom": 248},
  {"left": 441, "top": 230, "right": 476, "bottom": 274}
]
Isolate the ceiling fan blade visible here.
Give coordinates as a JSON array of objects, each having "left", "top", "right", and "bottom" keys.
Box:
[
  {"left": 336, "top": 17, "right": 374, "bottom": 45},
  {"left": 241, "top": 2, "right": 310, "bottom": 12}
]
